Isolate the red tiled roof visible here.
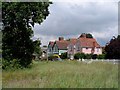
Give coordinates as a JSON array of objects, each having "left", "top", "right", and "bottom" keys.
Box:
[
  {"left": 55, "top": 40, "right": 69, "bottom": 50},
  {"left": 49, "top": 41, "right": 54, "bottom": 47},
  {"left": 79, "top": 37, "right": 100, "bottom": 47},
  {"left": 69, "top": 38, "right": 78, "bottom": 45}
]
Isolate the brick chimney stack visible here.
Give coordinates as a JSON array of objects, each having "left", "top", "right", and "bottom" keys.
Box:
[{"left": 59, "top": 37, "right": 64, "bottom": 41}]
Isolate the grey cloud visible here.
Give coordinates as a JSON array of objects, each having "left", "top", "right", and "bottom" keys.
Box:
[{"left": 33, "top": 1, "right": 118, "bottom": 45}]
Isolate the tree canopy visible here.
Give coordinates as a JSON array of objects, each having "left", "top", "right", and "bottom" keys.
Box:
[
  {"left": 105, "top": 35, "right": 120, "bottom": 59},
  {"left": 80, "top": 33, "right": 93, "bottom": 38},
  {"left": 2, "top": 1, "right": 51, "bottom": 68}
]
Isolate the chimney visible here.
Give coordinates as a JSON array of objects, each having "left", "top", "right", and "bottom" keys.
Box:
[{"left": 59, "top": 37, "right": 64, "bottom": 41}]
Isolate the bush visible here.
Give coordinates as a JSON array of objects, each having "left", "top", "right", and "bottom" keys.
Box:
[
  {"left": 74, "top": 53, "right": 85, "bottom": 59},
  {"left": 60, "top": 52, "right": 67, "bottom": 59},
  {"left": 48, "top": 55, "right": 53, "bottom": 61},
  {"left": 2, "top": 59, "right": 23, "bottom": 70},
  {"left": 92, "top": 54, "right": 97, "bottom": 59},
  {"left": 85, "top": 54, "right": 92, "bottom": 59},
  {"left": 97, "top": 54, "right": 106, "bottom": 59}
]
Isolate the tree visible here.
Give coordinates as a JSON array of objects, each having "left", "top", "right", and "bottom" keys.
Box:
[
  {"left": 33, "top": 39, "right": 42, "bottom": 58},
  {"left": 105, "top": 35, "right": 120, "bottom": 59},
  {"left": 86, "top": 33, "right": 93, "bottom": 38},
  {"left": 2, "top": 2, "right": 51, "bottom": 68},
  {"left": 80, "top": 33, "right": 93, "bottom": 38}
]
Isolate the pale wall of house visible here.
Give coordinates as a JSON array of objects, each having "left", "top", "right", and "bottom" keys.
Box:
[
  {"left": 53, "top": 44, "right": 59, "bottom": 54},
  {"left": 59, "top": 50, "right": 67, "bottom": 55},
  {"left": 82, "top": 48, "right": 92, "bottom": 54},
  {"left": 82, "top": 47, "right": 102, "bottom": 55},
  {"left": 67, "top": 44, "right": 77, "bottom": 55},
  {"left": 94, "top": 48, "right": 102, "bottom": 55}
]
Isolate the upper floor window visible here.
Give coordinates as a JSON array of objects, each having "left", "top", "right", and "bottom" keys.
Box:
[{"left": 86, "top": 47, "right": 88, "bottom": 49}]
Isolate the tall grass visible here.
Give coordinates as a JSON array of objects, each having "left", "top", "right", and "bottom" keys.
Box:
[{"left": 2, "top": 60, "right": 118, "bottom": 88}]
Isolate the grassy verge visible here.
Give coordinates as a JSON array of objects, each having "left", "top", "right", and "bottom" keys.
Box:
[{"left": 2, "top": 60, "right": 118, "bottom": 88}]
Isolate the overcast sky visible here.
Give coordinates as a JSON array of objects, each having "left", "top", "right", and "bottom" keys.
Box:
[{"left": 32, "top": 0, "right": 119, "bottom": 46}]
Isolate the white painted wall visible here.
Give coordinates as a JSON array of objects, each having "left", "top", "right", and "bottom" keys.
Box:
[
  {"left": 82, "top": 48, "right": 92, "bottom": 54},
  {"left": 94, "top": 48, "right": 102, "bottom": 55},
  {"left": 82, "top": 47, "right": 102, "bottom": 55},
  {"left": 59, "top": 50, "right": 67, "bottom": 55}
]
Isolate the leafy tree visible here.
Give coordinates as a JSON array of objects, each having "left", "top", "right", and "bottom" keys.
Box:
[
  {"left": 92, "top": 54, "right": 97, "bottom": 59},
  {"left": 33, "top": 39, "right": 42, "bottom": 58},
  {"left": 105, "top": 35, "right": 120, "bottom": 59},
  {"left": 0, "top": 31, "right": 2, "bottom": 50},
  {"left": 2, "top": 2, "right": 51, "bottom": 68},
  {"left": 86, "top": 33, "right": 93, "bottom": 38},
  {"left": 80, "top": 33, "right": 93, "bottom": 38}
]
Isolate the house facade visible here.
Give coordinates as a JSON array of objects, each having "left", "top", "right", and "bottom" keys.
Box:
[
  {"left": 67, "top": 34, "right": 102, "bottom": 59},
  {"left": 47, "top": 41, "right": 54, "bottom": 56},
  {"left": 52, "top": 37, "right": 69, "bottom": 55},
  {"left": 47, "top": 34, "right": 102, "bottom": 58},
  {"left": 47, "top": 37, "right": 69, "bottom": 56}
]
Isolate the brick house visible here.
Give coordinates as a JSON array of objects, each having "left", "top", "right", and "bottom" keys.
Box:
[
  {"left": 52, "top": 37, "right": 69, "bottom": 55},
  {"left": 67, "top": 34, "right": 102, "bottom": 59},
  {"left": 47, "top": 41, "right": 54, "bottom": 56},
  {"left": 47, "top": 34, "right": 102, "bottom": 58}
]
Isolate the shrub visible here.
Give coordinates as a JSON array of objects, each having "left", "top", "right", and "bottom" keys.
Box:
[
  {"left": 74, "top": 53, "right": 85, "bottom": 59},
  {"left": 97, "top": 54, "right": 106, "bottom": 59},
  {"left": 60, "top": 52, "right": 67, "bottom": 59},
  {"left": 48, "top": 55, "right": 54, "bottom": 61},
  {"left": 92, "top": 54, "right": 97, "bottom": 59},
  {"left": 85, "top": 54, "right": 92, "bottom": 59},
  {"left": 2, "top": 59, "right": 23, "bottom": 70}
]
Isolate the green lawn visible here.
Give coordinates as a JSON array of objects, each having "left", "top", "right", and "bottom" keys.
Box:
[{"left": 2, "top": 60, "right": 118, "bottom": 88}]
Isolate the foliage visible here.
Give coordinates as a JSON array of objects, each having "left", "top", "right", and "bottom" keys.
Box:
[
  {"left": 2, "top": 2, "right": 51, "bottom": 68},
  {"left": 33, "top": 39, "right": 42, "bottom": 57},
  {"left": 97, "top": 54, "right": 106, "bottom": 59},
  {"left": 74, "top": 53, "right": 106, "bottom": 59},
  {"left": 60, "top": 52, "right": 67, "bottom": 59},
  {"left": 0, "top": 31, "right": 1, "bottom": 58},
  {"left": 105, "top": 35, "right": 120, "bottom": 59},
  {"left": 86, "top": 33, "right": 93, "bottom": 38},
  {"left": 85, "top": 54, "right": 92, "bottom": 59},
  {"left": 80, "top": 33, "right": 93, "bottom": 38},
  {"left": 74, "top": 53, "right": 85, "bottom": 59},
  {"left": 2, "top": 59, "right": 23, "bottom": 70},
  {"left": 48, "top": 55, "right": 53, "bottom": 61},
  {"left": 74, "top": 53, "right": 95, "bottom": 59}
]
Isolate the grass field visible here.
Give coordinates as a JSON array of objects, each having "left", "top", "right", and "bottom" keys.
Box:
[{"left": 2, "top": 60, "right": 118, "bottom": 88}]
